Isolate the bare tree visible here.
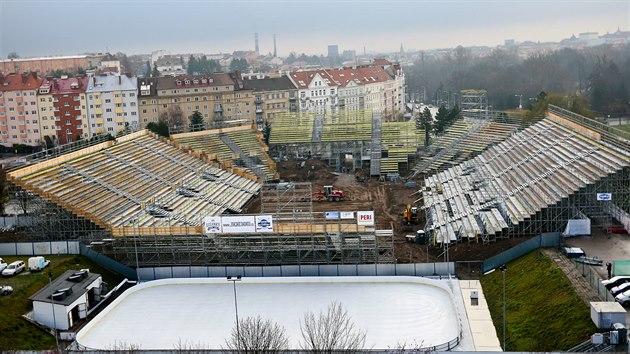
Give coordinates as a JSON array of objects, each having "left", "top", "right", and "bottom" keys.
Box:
[
  {"left": 300, "top": 301, "right": 367, "bottom": 353},
  {"left": 225, "top": 315, "right": 289, "bottom": 354}
]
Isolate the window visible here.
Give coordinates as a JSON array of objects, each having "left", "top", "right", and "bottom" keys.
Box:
[
  {"left": 105, "top": 99, "right": 111, "bottom": 103},
  {"left": 106, "top": 108, "right": 112, "bottom": 112}
]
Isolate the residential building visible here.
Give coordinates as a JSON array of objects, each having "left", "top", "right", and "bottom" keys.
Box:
[
  {"left": 0, "top": 72, "right": 43, "bottom": 147},
  {"left": 37, "top": 80, "right": 56, "bottom": 148},
  {"left": 243, "top": 76, "right": 297, "bottom": 129},
  {"left": 86, "top": 73, "right": 139, "bottom": 136},
  {"left": 42, "top": 76, "right": 90, "bottom": 144},
  {"left": 288, "top": 62, "right": 405, "bottom": 120},
  {"left": 137, "top": 73, "right": 255, "bottom": 130},
  {"left": 155, "top": 56, "right": 185, "bottom": 76},
  {"left": 289, "top": 70, "right": 338, "bottom": 114}
]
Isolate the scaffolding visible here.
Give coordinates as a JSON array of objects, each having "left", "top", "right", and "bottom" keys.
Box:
[
  {"left": 6, "top": 178, "right": 394, "bottom": 267},
  {"left": 460, "top": 90, "right": 488, "bottom": 119},
  {"left": 269, "top": 110, "right": 422, "bottom": 175}
]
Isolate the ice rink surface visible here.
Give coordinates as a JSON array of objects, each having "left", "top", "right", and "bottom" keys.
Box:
[{"left": 77, "top": 276, "right": 460, "bottom": 350}]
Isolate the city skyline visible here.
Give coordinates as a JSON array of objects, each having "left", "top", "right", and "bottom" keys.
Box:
[{"left": 1, "top": 0, "right": 628, "bottom": 58}]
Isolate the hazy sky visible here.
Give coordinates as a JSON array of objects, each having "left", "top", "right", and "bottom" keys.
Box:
[{"left": 1, "top": 0, "right": 628, "bottom": 58}]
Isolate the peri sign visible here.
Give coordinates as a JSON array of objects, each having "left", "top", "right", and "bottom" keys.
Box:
[{"left": 357, "top": 211, "right": 375, "bottom": 226}]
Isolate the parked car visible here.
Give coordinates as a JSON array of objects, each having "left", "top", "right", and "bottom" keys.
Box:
[
  {"left": 611, "top": 282, "right": 630, "bottom": 296},
  {"left": 2, "top": 260, "right": 25, "bottom": 277},
  {"left": 0, "top": 285, "right": 13, "bottom": 296},
  {"left": 602, "top": 276, "right": 630, "bottom": 290},
  {"left": 0, "top": 258, "right": 7, "bottom": 272},
  {"left": 615, "top": 289, "right": 630, "bottom": 306}
]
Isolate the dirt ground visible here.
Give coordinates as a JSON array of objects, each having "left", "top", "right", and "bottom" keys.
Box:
[{"left": 261, "top": 159, "right": 544, "bottom": 264}]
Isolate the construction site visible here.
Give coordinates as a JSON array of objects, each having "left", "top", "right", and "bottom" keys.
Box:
[{"left": 2, "top": 104, "right": 629, "bottom": 268}]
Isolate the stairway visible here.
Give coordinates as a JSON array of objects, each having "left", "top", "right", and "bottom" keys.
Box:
[{"left": 219, "top": 134, "right": 267, "bottom": 181}]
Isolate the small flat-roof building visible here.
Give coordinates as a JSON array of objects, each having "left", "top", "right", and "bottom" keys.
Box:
[{"left": 29, "top": 269, "right": 102, "bottom": 330}]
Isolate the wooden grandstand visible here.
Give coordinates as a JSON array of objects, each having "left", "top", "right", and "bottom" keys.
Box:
[
  {"left": 172, "top": 125, "right": 278, "bottom": 181},
  {"left": 421, "top": 116, "right": 630, "bottom": 245},
  {"left": 7, "top": 130, "right": 262, "bottom": 236}
]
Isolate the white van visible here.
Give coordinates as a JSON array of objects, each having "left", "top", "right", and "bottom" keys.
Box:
[
  {"left": 2, "top": 260, "right": 25, "bottom": 277},
  {"left": 28, "top": 256, "right": 50, "bottom": 272}
]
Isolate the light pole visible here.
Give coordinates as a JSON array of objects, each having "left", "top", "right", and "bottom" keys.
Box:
[
  {"left": 48, "top": 271, "right": 60, "bottom": 353},
  {"left": 499, "top": 264, "right": 508, "bottom": 351},
  {"left": 227, "top": 275, "right": 242, "bottom": 346},
  {"left": 515, "top": 94, "right": 523, "bottom": 109}
]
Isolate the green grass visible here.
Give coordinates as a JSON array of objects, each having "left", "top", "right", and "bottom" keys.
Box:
[
  {"left": 480, "top": 250, "right": 598, "bottom": 351},
  {"left": 0, "top": 254, "right": 124, "bottom": 350},
  {"left": 613, "top": 124, "right": 630, "bottom": 134}
]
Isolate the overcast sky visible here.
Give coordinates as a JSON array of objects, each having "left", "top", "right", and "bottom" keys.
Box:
[{"left": 1, "top": 0, "right": 628, "bottom": 58}]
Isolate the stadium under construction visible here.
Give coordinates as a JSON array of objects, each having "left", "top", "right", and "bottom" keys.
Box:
[{"left": 3, "top": 105, "right": 629, "bottom": 269}]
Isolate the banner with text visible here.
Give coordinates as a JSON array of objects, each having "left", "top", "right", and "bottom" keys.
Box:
[
  {"left": 255, "top": 215, "right": 274, "bottom": 233},
  {"left": 222, "top": 216, "right": 257, "bottom": 233},
  {"left": 203, "top": 216, "right": 222, "bottom": 234},
  {"left": 357, "top": 211, "right": 375, "bottom": 226}
]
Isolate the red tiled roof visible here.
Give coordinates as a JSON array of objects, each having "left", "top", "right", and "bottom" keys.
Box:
[
  {"left": 373, "top": 58, "right": 392, "bottom": 66},
  {"left": 289, "top": 69, "right": 336, "bottom": 89},
  {"left": 45, "top": 77, "right": 89, "bottom": 94},
  {"left": 0, "top": 72, "right": 43, "bottom": 92}
]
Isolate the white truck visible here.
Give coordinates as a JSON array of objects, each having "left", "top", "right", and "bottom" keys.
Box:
[{"left": 28, "top": 256, "right": 50, "bottom": 272}]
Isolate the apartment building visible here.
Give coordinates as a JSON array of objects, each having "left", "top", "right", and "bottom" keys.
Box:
[
  {"left": 0, "top": 73, "right": 43, "bottom": 147},
  {"left": 137, "top": 73, "right": 255, "bottom": 129},
  {"left": 243, "top": 76, "right": 297, "bottom": 129},
  {"left": 289, "top": 70, "right": 338, "bottom": 114},
  {"left": 289, "top": 62, "right": 405, "bottom": 120},
  {"left": 86, "top": 74, "right": 139, "bottom": 136},
  {"left": 39, "top": 77, "right": 89, "bottom": 145}
]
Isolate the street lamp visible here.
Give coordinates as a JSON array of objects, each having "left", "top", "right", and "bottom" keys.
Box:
[
  {"left": 515, "top": 94, "right": 523, "bottom": 109},
  {"left": 498, "top": 264, "right": 508, "bottom": 351},
  {"left": 48, "top": 271, "right": 60, "bottom": 353},
  {"left": 227, "top": 275, "right": 242, "bottom": 346}
]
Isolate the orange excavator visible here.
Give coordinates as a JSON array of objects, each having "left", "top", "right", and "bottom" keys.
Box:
[{"left": 402, "top": 204, "right": 418, "bottom": 226}]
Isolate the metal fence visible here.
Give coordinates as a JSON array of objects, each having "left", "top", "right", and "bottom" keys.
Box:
[
  {"left": 137, "top": 262, "right": 455, "bottom": 281},
  {"left": 570, "top": 258, "right": 616, "bottom": 302},
  {"left": 482, "top": 232, "right": 561, "bottom": 273},
  {"left": 0, "top": 240, "right": 80, "bottom": 255}
]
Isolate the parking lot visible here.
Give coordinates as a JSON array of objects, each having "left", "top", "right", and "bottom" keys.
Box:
[{"left": 564, "top": 226, "right": 630, "bottom": 280}]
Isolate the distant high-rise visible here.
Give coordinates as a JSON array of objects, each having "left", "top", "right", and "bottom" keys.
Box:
[
  {"left": 255, "top": 33, "right": 259, "bottom": 55},
  {"left": 273, "top": 34, "right": 277, "bottom": 57},
  {"left": 328, "top": 45, "right": 339, "bottom": 58}
]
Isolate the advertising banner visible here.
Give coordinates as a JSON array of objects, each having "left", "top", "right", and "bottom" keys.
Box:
[
  {"left": 324, "top": 211, "right": 340, "bottom": 220},
  {"left": 221, "top": 216, "right": 256, "bottom": 233},
  {"left": 340, "top": 211, "right": 354, "bottom": 220},
  {"left": 203, "top": 216, "right": 222, "bottom": 234},
  {"left": 255, "top": 215, "right": 274, "bottom": 233},
  {"left": 357, "top": 211, "right": 375, "bottom": 226},
  {"left": 597, "top": 193, "right": 612, "bottom": 201}
]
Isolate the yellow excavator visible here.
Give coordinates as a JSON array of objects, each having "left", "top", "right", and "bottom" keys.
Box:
[{"left": 402, "top": 204, "right": 418, "bottom": 226}]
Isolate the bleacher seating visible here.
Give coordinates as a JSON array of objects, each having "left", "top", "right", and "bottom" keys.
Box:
[
  {"left": 422, "top": 119, "right": 630, "bottom": 244},
  {"left": 11, "top": 131, "right": 261, "bottom": 229},
  {"left": 413, "top": 119, "right": 519, "bottom": 175},
  {"left": 172, "top": 126, "right": 278, "bottom": 181}
]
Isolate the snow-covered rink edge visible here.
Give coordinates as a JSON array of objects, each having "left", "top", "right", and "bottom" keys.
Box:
[{"left": 76, "top": 276, "right": 461, "bottom": 350}]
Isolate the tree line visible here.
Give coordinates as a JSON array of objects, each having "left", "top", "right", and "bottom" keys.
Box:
[{"left": 404, "top": 44, "right": 630, "bottom": 117}]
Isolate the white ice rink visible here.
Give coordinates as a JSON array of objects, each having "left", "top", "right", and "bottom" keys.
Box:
[{"left": 77, "top": 276, "right": 461, "bottom": 350}]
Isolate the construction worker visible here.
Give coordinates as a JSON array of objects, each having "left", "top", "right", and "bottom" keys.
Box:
[{"left": 606, "top": 262, "right": 612, "bottom": 279}]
